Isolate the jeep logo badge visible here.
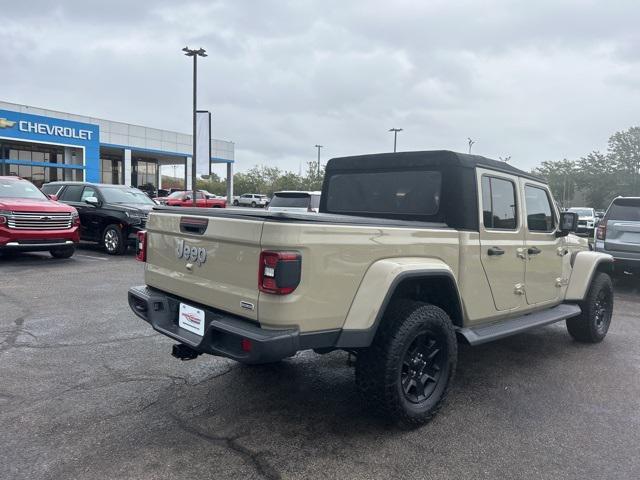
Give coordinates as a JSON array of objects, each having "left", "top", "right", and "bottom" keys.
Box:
[{"left": 176, "top": 239, "right": 207, "bottom": 266}]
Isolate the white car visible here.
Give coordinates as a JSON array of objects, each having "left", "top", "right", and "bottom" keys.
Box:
[
  {"left": 568, "top": 207, "right": 596, "bottom": 235},
  {"left": 234, "top": 193, "right": 269, "bottom": 208},
  {"left": 266, "top": 191, "right": 321, "bottom": 213}
]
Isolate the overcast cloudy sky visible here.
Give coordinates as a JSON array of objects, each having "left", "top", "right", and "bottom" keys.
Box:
[{"left": 2, "top": 0, "right": 640, "bottom": 176}]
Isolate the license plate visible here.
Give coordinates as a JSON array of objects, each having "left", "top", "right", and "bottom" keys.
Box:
[{"left": 178, "top": 303, "right": 205, "bottom": 336}]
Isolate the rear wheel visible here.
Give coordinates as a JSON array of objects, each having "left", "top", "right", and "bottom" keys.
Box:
[
  {"left": 103, "top": 224, "right": 126, "bottom": 255},
  {"left": 567, "top": 272, "right": 614, "bottom": 343},
  {"left": 49, "top": 246, "right": 75, "bottom": 259},
  {"left": 233, "top": 200, "right": 239, "bottom": 206},
  {"left": 355, "top": 300, "right": 457, "bottom": 427}
]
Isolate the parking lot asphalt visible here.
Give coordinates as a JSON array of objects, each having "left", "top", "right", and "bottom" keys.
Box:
[{"left": 1, "top": 248, "right": 639, "bottom": 480}]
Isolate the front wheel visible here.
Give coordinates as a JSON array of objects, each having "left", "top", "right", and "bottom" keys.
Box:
[
  {"left": 233, "top": 200, "right": 239, "bottom": 206},
  {"left": 50, "top": 246, "right": 75, "bottom": 259},
  {"left": 102, "top": 224, "right": 126, "bottom": 255},
  {"left": 355, "top": 300, "right": 457, "bottom": 428},
  {"left": 251, "top": 201, "right": 257, "bottom": 208},
  {"left": 567, "top": 272, "right": 614, "bottom": 343}
]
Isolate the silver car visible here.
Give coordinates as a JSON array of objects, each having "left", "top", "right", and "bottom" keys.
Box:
[{"left": 595, "top": 197, "right": 640, "bottom": 273}]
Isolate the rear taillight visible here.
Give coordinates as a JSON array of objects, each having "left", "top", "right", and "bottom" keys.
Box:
[
  {"left": 596, "top": 223, "right": 606, "bottom": 240},
  {"left": 136, "top": 230, "right": 147, "bottom": 262},
  {"left": 258, "top": 251, "right": 301, "bottom": 295}
]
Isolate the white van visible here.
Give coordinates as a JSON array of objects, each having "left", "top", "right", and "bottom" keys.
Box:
[{"left": 266, "top": 191, "right": 321, "bottom": 213}]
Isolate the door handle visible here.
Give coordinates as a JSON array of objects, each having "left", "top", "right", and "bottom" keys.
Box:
[
  {"left": 487, "top": 247, "right": 505, "bottom": 256},
  {"left": 528, "top": 246, "right": 541, "bottom": 255}
]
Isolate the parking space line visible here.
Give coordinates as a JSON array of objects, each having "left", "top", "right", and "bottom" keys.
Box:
[{"left": 76, "top": 254, "right": 109, "bottom": 261}]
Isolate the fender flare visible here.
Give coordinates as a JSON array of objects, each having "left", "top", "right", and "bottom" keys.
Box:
[
  {"left": 565, "top": 251, "right": 613, "bottom": 301},
  {"left": 335, "top": 257, "right": 463, "bottom": 348}
]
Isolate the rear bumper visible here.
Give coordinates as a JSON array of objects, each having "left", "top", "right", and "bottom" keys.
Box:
[
  {"left": 595, "top": 241, "right": 640, "bottom": 271},
  {"left": 128, "top": 286, "right": 312, "bottom": 364}
]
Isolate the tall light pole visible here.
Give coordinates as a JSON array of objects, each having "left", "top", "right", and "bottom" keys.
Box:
[
  {"left": 467, "top": 137, "right": 475, "bottom": 154},
  {"left": 389, "top": 128, "right": 403, "bottom": 152},
  {"left": 183, "top": 46, "right": 207, "bottom": 206},
  {"left": 314, "top": 144, "right": 323, "bottom": 176}
]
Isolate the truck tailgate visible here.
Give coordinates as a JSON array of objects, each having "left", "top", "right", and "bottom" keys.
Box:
[{"left": 144, "top": 212, "right": 263, "bottom": 321}]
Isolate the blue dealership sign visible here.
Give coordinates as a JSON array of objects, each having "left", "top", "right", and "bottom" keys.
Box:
[{"left": 0, "top": 109, "right": 100, "bottom": 181}]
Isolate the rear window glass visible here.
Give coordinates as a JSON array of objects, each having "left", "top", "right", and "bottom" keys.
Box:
[
  {"left": 270, "top": 193, "right": 311, "bottom": 208},
  {"left": 608, "top": 199, "right": 640, "bottom": 221},
  {"left": 326, "top": 170, "right": 441, "bottom": 218}
]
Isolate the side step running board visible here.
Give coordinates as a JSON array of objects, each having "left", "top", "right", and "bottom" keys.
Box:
[{"left": 457, "top": 304, "right": 581, "bottom": 346}]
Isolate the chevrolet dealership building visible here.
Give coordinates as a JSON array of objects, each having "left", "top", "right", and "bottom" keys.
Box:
[{"left": 0, "top": 101, "right": 234, "bottom": 194}]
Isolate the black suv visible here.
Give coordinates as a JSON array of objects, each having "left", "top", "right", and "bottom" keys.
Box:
[{"left": 41, "top": 182, "right": 155, "bottom": 255}]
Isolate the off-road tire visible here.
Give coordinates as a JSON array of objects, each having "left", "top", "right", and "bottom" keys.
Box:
[
  {"left": 49, "top": 246, "right": 75, "bottom": 259},
  {"left": 567, "top": 272, "right": 613, "bottom": 343},
  {"left": 102, "top": 224, "right": 126, "bottom": 255},
  {"left": 355, "top": 300, "right": 457, "bottom": 428}
]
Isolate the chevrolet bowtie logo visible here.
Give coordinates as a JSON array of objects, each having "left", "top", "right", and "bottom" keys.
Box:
[{"left": 0, "top": 118, "right": 16, "bottom": 128}]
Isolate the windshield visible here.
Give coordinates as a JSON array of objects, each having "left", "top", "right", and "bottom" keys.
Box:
[
  {"left": 101, "top": 187, "right": 155, "bottom": 205},
  {"left": 270, "top": 193, "right": 312, "bottom": 208},
  {"left": 568, "top": 208, "right": 593, "bottom": 216},
  {"left": 0, "top": 178, "right": 48, "bottom": 200}
]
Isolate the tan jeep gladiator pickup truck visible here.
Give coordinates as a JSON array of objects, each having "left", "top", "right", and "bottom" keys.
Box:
[{"left": 129, "top": 150, "right": 614, "bottom": 426}]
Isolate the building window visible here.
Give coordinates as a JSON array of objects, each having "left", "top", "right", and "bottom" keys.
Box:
[{"left": 101, "top": 157, "right": 123, "bottom": 184}]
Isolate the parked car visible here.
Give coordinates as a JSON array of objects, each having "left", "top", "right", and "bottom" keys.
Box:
[
  {"left": 0, "top": 176, "right": 79, "bottom": 258},
  {"left": 129, "top": 150, "right": 612, "bottom": 427},
  {"left": 595, "top": 197, "right": 640, "bottom": 274},
  {"left": 567, "top": 207, "right": 596, "bottom": 235},
  {"left": 41, "top": 182, "right": 154, "bottom": 255},
  {"left": 233, "top": 194, "right": 269, "bottom": 208},
  {"left": 161, "top": 191, "right": 226, "bottom": 208},
  {"left": 266, "top": 191, "right": 321, "bottom": 213}
]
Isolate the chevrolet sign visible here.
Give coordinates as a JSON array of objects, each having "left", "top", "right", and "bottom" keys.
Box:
[{"left": 18, "top": 120, "right": 93, "bottom": 140}]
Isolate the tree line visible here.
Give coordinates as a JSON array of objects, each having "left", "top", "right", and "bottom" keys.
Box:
[
  {"left": 532, "top": 126, "right": 640, "bottom": 209},
  {"left": 162, "top": 161, "right": 325, "bottom": 197}
]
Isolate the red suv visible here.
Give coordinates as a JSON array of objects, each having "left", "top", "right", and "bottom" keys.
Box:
[{"left": 0, "top": 176, "right": 80, "bottom": 258}]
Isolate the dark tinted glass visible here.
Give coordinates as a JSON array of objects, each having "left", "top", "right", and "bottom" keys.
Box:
[
  {"left": 270, "top": 193, "right": 311, "bottom": 208},
  {"left": 59, "top": 185, "right": 84, "bottom": 202},
  {"left": 41, "top": 184, "right": 61, "bottom": 195},
  {"left": 326, "top": 170, "right": 441, "bottom": 218},
  {"left": 525, "top": 186, "right": 555, "bottom": 231},
  {"left": 608, "top": 199, "right": 640, "bottom": 221},
  {"left": 482, "top": 176, "right": 517, "bottom": 229}
]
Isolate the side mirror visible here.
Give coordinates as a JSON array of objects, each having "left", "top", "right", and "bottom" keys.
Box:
[
  {"left": 85, "top": 196, "right": 100, "bottom": 206},
  {"left": 47, "top": 194, "right": 58, "bottom": 201},
  {"left": 557, "top": 212, "right": 578, "bottom": 237}
]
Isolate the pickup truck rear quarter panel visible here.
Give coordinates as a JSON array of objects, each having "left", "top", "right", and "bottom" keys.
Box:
[
  {"left": 258, "top": 222, "right": 486, "bottom": 332},
  {"left": 144, "top": 213, "right": 263, "bottom": 321}
]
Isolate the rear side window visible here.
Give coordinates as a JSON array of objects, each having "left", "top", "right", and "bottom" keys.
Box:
[
  {"left": 41, "top": 184, "right": 62, "bottom": 195},
  {"left": 59, "top": 185, "right": 83, "bottom": 202},
  {"left": 608, "top": 199, "right": 640, "bottom": 221},
  {"left": 310, "top": 194, "right": 320, "bottom": 209},
  {"left": 525, "top": 185, "right": 555, "bottom": 232},
  {"left": 481, "top": 176, "right": 517, "bottom": 230},
  {"left": 325, "top": 170, "right": 441, "bottom": 219},
  {"left": 270, "top": 193, "right": 311, "bottom": 209}
]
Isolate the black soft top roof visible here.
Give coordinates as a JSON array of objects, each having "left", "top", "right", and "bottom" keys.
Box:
[{"left": 325, "top": 150, "right": 545, "bottom": 183}]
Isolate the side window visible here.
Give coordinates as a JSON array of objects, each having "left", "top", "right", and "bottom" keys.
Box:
[
  {"left": 59, "top": 185, "right": 83, "bottom": 202},
  {"left": 41, "top": 184, "right": 61, "bottom": 195},
  {"left": 481, "top": 176, "right": 517, "bottom": 230},
  {"left": 525, "top": 186, "right": 555, "bottom": 232},
  {"left": 81, "top": 187, "right": 98, "bottom": 201},
  {"left": 196, "top": 192, "right": 205, "bottom": 199}
]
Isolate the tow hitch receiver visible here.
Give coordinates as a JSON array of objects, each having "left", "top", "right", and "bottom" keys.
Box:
[{"left": 172, "top": 343, "right": 200, "bottom": 361}]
